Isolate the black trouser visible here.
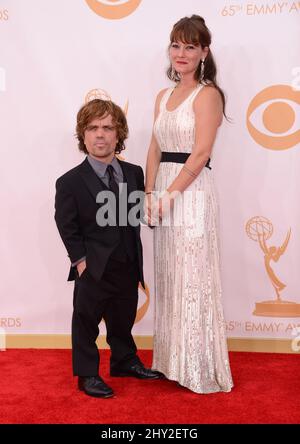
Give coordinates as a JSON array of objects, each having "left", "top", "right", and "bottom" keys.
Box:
[{"left": 72, "top": 257, "right": 140, "bottom": 376}]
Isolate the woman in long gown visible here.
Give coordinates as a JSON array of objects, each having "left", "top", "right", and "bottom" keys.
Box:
[{"left": 145, "top": 15, "right": 233, "bottom": 394}]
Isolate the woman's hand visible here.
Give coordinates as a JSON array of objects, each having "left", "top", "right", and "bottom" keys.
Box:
[
  {"left": 144, "top": 190, "right": 175, "bottom": 225},
  {"left": 144, "top": 192, "right": 159, "bottom": 226},
  {"left": 158, "top": 191, "right": 174, "bottom": 221}
]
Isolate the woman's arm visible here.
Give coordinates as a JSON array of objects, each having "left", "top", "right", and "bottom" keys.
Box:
[
  {"left": 166, "top": 86, "right": 223, "bottom": 195},
  {"left": 145, "top": 89, "right": 167, "bottom": 192}
]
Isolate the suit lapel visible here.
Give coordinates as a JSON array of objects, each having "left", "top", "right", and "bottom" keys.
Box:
[
  {"left": 78, "top": 157, "right": 107, "bottom": 202},
  {"left": 78, "top": 157, "right": 138, "bottom": 203},
  {"left": 117, "top": 159, "right": 137, "bottom": 196}
]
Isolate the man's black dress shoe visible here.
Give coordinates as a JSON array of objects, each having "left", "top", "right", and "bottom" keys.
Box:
[
  {"left": 110, "top": 363, "right": 164, "bottom": 379},
  {"left": 78, "top": 376, "right": 114, "bottom": 398}
]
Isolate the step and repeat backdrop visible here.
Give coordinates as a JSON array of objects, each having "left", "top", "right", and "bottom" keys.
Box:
[{"left": 0, "top": 0, "right": 300, "bottom": 350}]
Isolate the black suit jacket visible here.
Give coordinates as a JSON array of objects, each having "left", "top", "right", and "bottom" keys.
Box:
[{"left": 55, "top": 157, "right": 145, "bottom": 288}]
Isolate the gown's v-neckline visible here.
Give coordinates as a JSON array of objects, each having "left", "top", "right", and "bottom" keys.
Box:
[{"left": 165, "top": 85, "right": 201, "bottom": 113}]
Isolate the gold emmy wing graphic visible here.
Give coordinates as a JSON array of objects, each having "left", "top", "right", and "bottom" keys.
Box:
[
  {"left": 85, "top": 88, "right": 149, "bottom": 323},
  {"left": 135, "top": 283, "right": 150, "bottom": 324},
  {"left": 85, "top": 88, "right": 112, "bottom": 103},
  {"left": 246, "top": 216, "right": 300, "bottom": 317}
]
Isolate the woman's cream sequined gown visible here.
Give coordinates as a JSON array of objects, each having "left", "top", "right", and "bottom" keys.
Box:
[{"left": 152, "top": 85, "right": 233, "bottom": 393}]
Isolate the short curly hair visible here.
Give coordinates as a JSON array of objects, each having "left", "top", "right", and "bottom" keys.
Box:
[{"left": 76, "top": 99, "right": 128, "bottom": 154}]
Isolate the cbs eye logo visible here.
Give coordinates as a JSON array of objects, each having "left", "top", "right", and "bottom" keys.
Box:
[
  {"left": 246, "top": 85, "right": 300, "bottom": 150},
  {"left": 85, "top": 0, "right": 142, "bottom": 20}
]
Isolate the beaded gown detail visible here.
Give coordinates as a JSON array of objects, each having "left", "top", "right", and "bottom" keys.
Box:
[{"left": 152, "top": 85, "right": 233, "bottom": 393}]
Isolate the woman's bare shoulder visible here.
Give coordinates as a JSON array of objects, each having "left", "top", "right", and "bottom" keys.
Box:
[
  {"left": 156, "top": 87, "right": 169, "bottom": 102},
  {"left": 194, "top": 84, "right": 223, "bottom": 109}
]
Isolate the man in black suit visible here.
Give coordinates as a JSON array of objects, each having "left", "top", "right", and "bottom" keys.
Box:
[{"left": 55, "top": 99, "right": 161, "bottom": 398}]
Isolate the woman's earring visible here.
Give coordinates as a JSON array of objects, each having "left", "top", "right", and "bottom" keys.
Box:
[
  {"left": 200, "top": 59, "right": 205, "bottom": 81},
  {"left": 171, "top": 67, "right": 181, "bottom": 81},
  {"left": 171, "top": 67, "right": 177, "bottom": 81}
]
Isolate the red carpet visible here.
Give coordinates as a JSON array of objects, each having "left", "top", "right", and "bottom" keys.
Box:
[{"left": 0, "top": 350, "right": 299, "bottom": 424}]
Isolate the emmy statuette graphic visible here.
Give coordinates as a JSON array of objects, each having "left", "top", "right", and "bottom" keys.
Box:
[{"left": 246, "top": 216, "right": 300, "bottom": 317}]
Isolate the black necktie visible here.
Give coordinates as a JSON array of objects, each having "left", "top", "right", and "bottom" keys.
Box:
[{"left": 106, "top": 165, "right": 119, "bottom": 196}]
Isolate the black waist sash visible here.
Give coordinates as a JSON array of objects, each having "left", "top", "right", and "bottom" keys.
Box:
[{"left": 160, "top": 152, "right": 211, "bottom": 169}]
